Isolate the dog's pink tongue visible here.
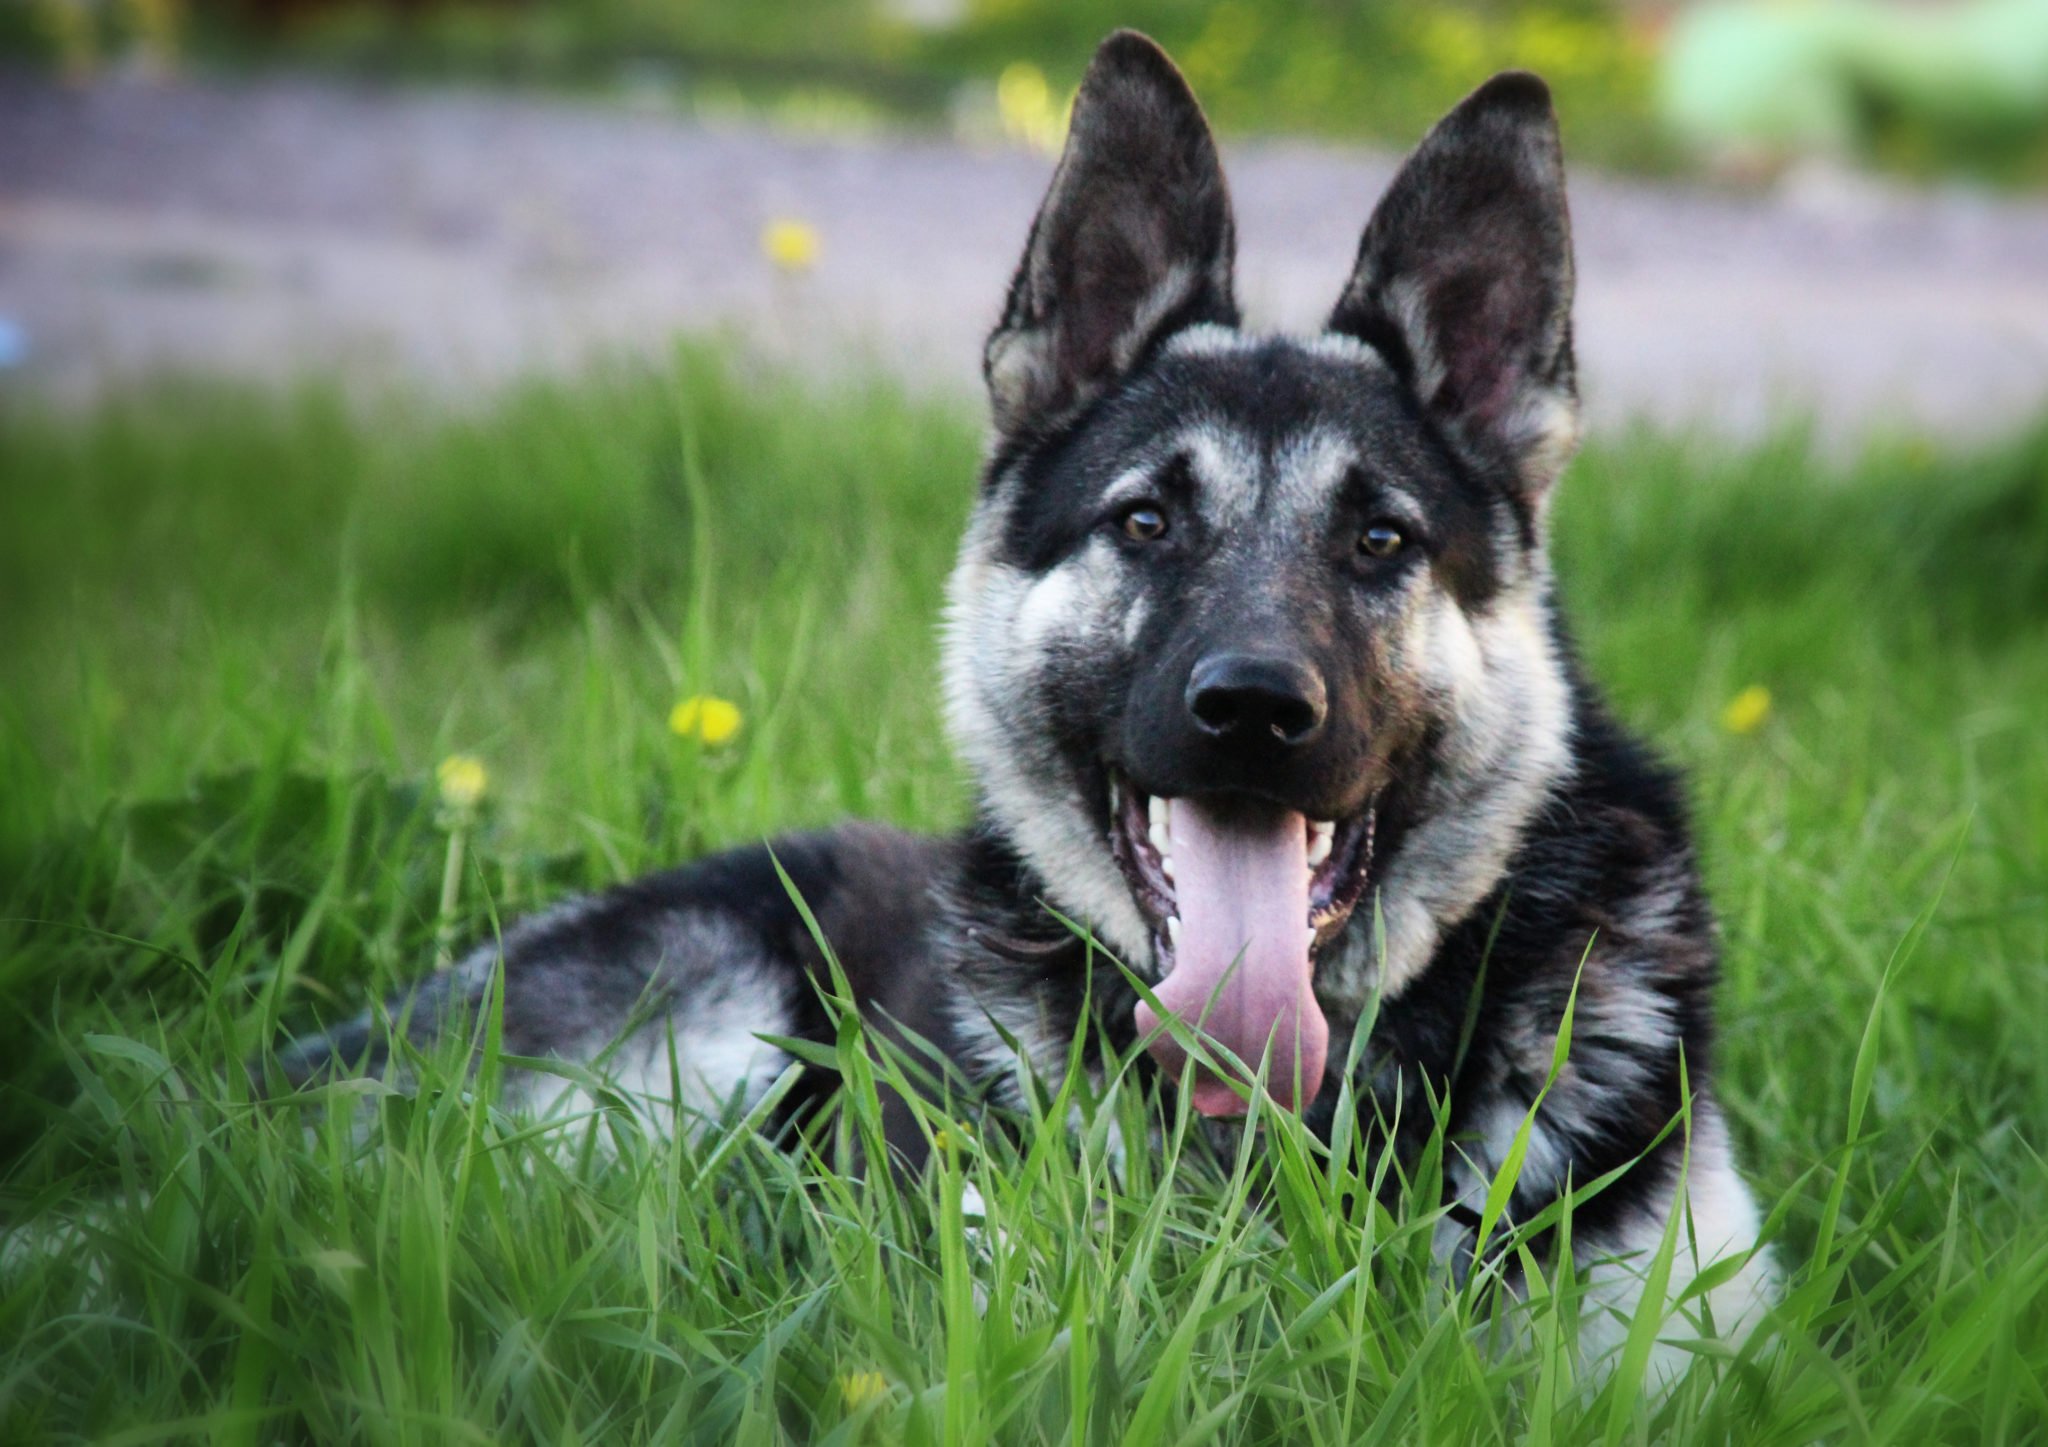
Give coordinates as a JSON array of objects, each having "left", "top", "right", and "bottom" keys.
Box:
[{"left": 1134, "top": 798, "right": 1328, "bottom": 1116}]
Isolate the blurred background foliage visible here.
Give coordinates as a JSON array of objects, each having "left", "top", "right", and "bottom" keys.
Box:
[{"left": 9, "top": 0, "right": 2048, "bottom": 182}]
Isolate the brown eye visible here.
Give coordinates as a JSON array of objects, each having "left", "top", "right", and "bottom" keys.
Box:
[
  {"left": 1359, "top": 522, "right": 1405, "bottom": 558},
  {"left": 1121, "top": 504, "right": 1168, "bottom": 543}
]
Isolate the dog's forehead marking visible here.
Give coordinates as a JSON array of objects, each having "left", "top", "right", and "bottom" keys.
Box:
[
  {"left": 1162, "top": 322, "right": 1264, "bottom": 360},
  {"left": 1136, "top": 330, "right": 1409, "bottom": 534},
  {"left": 1269, "top": 426, "right": 1372, "bottom": 520},
  {"left": 1167, "top": 422, "right": 1384, "bottom": 539},
  {"left": 1299, "top": 330, "right": 1395, "bottom": 372},
  {"left": 1161, "top": 324, "right": 1392, "bottom": 375},
  {"left": 1181, "top": 422, "right": 1263, "bottom": 529}
]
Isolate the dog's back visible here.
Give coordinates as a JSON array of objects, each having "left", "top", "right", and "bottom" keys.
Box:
[{"left": 277, "top": 824, "right": 959, "bottom": 1145}]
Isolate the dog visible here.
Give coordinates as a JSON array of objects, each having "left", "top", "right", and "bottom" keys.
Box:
[{"left": 278, "top": 31, "right": 1775, "bottom": 1370}]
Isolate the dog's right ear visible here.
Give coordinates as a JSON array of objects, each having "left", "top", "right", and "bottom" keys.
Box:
[{"left": 984, "top": 31, "right": 1238, "bottom": 440}]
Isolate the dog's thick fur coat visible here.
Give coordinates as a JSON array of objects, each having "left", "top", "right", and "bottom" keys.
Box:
[{"left": 282, "top": 32, "right": 1774, "bottom": 1370}]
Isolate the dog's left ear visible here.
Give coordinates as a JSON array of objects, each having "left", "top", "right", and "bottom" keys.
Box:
[
  {"left": 1329, "top": 73, "right": 1579, "bottom": 500},
  {"left": 985, "top": 31, "right": 1238, "bottom": 440}
]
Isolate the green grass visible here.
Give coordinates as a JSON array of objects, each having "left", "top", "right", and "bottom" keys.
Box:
[{"left": 2, "top": 347, "right": 2045, "bottom": 1441}]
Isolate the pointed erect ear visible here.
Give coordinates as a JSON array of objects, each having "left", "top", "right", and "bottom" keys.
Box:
[
  {"left": 985, "top": 31, "right": 1238, "bottom": 440},
  {"left": 1329, "top": 73, "right": 1580, "bottom": 499}
]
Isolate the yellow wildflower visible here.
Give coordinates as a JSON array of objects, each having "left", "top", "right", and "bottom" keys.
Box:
[
  {"left": 996, "top": 60, "right": 1070, "bottom": 154},
  {"left": 761, "top": 219, "right": 821, "bottom": 273},
  {"left": 998, "top": 61, "right": 1050, "bottom": 128},
  {"left": 1720, "top": 685, "right": 1771, "bottom": 736},
  {"left": 670, "top": 694, "right": 743, "bottom": 747},
  {"left": 436, "top": 754, "right": 489, "bottom": 811},
  {"left": 932, "top": 1120, "right": 975, "bottom": 1152},
  {"left": 838, "top": 1369, "right": 888, "bottom": 1411}
]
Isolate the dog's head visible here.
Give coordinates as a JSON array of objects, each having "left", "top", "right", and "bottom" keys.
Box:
[{"left": 944, "top": 32, "right": 1579, "bottom": 1116}]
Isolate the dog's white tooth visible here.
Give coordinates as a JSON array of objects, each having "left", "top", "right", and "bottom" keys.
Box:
[
  {"left": 1166, "top": 915, "right": 1181, "bottom": 946},
  {"left": 1148, "top": 795, "right": 1170, "bottom": 853},
  {"left": 1306, "top": 831, "right": 1332, "bottom": 868},
  {"left": 1160, "top": 848, "right": 1174, "bottom": 881}
]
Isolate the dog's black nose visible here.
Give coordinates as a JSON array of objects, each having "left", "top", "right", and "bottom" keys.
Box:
[{"left": 1186, "top": 653, "right": 1328, "bottom": 747}]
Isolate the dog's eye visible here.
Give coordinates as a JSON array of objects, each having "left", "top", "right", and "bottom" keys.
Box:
[
  {"left": 1358, "top": 522, "right": 1405, "bottom": 559},
  {"left": 1120, "top": 504, "right": 1169, "bottom": 543}
]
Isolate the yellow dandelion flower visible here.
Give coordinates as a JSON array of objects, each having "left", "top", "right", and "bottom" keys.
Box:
[
  {"left": 1720, "top": 685, "right": 1771, "bottom": 736},
  {"left": 838, "top": 1369, "right": 888, "bottom": 1411},
  {"left": 762, "top": 218, "right": 821, "bottom": 273},
  {"left": 436, "top": 754, "right": 489, "bottom": 810},
  {"left": 996, "top": 60, "right": 1070, "bottom": 153},
  {"left": 998, "top": 61, "right": 1050, "bottom": 129},
  {"left": 670, "top": 694, "right": 743, "bottom": 747},
  {"left": 932, "top": 1120, "right": 975, "bottom": 1152}
]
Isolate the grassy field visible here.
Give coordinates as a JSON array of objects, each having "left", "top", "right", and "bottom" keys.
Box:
[{"left": 2, "top": 348, "right": 2044, "bottom": 1442}]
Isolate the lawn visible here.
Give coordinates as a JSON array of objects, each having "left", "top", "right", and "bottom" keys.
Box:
[{"left": 1, "top": 347, "right": 2044, "bottom": 1442}]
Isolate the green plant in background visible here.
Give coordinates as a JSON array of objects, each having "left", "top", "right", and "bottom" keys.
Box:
[
  {"left": 21, "top": 0, "right": 184, "bottom": 79},
  {"left": 1663, "top": 0, "right": 2048, "bottom": 182},
  {"left": 30, "top": 0, "right": 2048, "bottom": 178},
  {"left": 940, "top": 0, "right": 1667, "bottom": 168},
  {"left": 1, "top": 347, "right": 2044, "bottom": 1438},
  {"left": 17, "top": 0, "right": 2048, "bottom": 178},
  {"left": 0, "top": 0, "right": 1675, "bottom": 169}
]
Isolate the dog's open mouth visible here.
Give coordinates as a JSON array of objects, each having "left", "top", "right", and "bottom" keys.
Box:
[{"left": 1107, "top": 773, "right": 1374, "bottom": 1117}]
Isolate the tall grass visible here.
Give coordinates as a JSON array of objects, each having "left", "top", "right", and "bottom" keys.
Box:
[{"left": 1, "top": 349, "right": 2044, "bottom": 1441}]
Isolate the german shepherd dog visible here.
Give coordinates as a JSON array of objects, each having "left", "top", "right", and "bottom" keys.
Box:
[{"left": 280, "top": 32, "right": 1774, "bottom": 1368}]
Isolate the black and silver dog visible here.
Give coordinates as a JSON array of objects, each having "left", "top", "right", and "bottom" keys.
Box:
[{"left": 282, "top": 32, "right": 1773, "bottom": 1367}]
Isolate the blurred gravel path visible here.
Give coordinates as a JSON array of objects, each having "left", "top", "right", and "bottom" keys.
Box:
[{"left": 5, "top": 73, "right": 2048, "bottom": 441}]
